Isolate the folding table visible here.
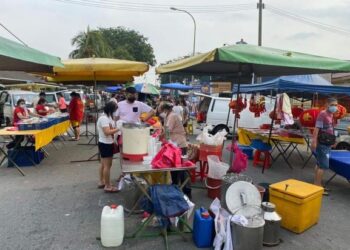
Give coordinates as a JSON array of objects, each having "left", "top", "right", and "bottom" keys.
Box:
[
  {"left": 0, "top": 120, "right": 70, "bottom": 176},
  {"left": 121, "top": 159, "right": 196, "bottom": 250},
  {"left": 326, "top": 150, "right": 350, "bottom": 186}
]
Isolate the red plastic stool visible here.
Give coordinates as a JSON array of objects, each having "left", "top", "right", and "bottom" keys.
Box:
[
  {"left": 191, "top": 144, "right": 223, "bottom": 182},
  {"left": 253, "top": 150, "right": 271, "bottom": 169}
]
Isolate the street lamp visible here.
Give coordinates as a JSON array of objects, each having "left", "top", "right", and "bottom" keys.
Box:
[{"left": 170, "top": 7, "right": 196, "bottom": 56}]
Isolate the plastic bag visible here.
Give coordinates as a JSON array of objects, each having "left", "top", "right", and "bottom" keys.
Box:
[
  {"left": 231, "top": 143, "right": 248, "bottom": 173},
  {"left": 151, "top": 143, "right": 182, "bottom": 169},
  {"left": 207, "top": 155, "right": 229, "bottom": 179},
  {"left": 196, "top": 126, "right": 227, "bottom": 146}
]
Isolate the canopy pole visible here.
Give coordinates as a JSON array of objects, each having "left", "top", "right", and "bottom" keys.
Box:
[
  {"left": 264, "top": 93, "right": 277, "bottom": 174},
  {"left": 225, "top": 82, "right": 234, "bottom": 126},
  {"left": 229, "top": 70, "right": 242, "bottom": 167},
  {"left": 94, "top": 72, "right": 99, "bottom": 146}
]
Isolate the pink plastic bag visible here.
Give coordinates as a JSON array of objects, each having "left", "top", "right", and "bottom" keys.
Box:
[{"left": 231, "top": 143, "right": 248, "bottom": 173}]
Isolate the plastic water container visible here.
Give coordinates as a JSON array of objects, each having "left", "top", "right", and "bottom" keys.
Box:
[
  {"left": 193, "top": 207, "right": 214, "bottom": 248},
  {"left": 101, "top": 204, "right": 124, "bottom": 247}
]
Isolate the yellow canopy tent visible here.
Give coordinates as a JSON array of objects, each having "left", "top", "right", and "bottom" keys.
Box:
[{"left": 5, "top": 82, "right": 65, "bottom": 92}]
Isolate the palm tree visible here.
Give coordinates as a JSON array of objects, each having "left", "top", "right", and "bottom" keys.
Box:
[{"left": 69, "top": 27, "right": 112, "bottom": 58}]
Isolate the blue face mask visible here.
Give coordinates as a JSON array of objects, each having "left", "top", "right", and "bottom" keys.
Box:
[{"left": 328, "top": 106, "right": 338, "bottom": 113}]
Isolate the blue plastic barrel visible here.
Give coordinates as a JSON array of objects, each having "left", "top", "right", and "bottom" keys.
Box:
[{"left": 193, "top": 207, "right": 214, "bottom": 248}]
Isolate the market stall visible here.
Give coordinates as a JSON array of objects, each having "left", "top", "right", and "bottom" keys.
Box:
[
  {"left": 0, "top": 116, "right": 70, "bottom": 176},
  {"left": 156, "top": 44, "right": 350, "bottom": 168}
]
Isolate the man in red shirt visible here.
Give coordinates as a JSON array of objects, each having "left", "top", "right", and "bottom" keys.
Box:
[{"left": 69, "top": 92, "right": 84, "bottom": 141}]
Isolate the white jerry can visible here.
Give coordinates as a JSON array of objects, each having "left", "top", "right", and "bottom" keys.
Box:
[{"left": 101, "top": 204, "right": 124, "bottom": 247}]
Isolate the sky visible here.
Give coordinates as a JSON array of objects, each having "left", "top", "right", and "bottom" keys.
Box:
[{"left": 1, "top": 0, "right": 350, "bottom": 83}]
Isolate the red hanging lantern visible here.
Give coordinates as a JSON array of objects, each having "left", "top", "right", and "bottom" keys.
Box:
[
  {"left": 229, "top": 95, "right": 247, "bottom": 118},
  {"left": 292, "top": 106, "right": 304, "bottom": 119},
  {"left": 299, "top": 108, "right": 321, "bottom": 127},
  {"left": 250, "top": 95, "right": 266, "bottom": 117}
]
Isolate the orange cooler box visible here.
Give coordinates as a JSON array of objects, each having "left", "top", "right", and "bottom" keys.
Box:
[{"left": 269, "top": 179, "right": 324, "bottom": 233}]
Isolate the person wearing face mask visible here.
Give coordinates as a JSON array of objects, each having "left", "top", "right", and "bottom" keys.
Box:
[
  {"left": 114, "top": 87, "right": 154, "bottom": 123},
  {"left": 311, "top": 97, "right": 338, "bottom": 194},
  {"left": 160, "top": 102, "right": 191, "bottom": 198},
  {"left": 7, "top": 99, "right": 38, "bottom": 149}
]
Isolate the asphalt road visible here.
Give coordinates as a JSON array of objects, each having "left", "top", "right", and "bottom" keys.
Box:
[{"left": 0, "top": 134, "right": 349, "bottom": 250}]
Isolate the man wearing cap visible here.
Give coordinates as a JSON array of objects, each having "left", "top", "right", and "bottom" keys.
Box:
[{"left": 114, "top": 86, "right": 155, "bottom": 123}]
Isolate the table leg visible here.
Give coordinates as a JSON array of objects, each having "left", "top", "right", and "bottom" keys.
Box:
[
  {"left": 0, "top": 146, "right": 25, "bottom": 176},
  {"left": 271, "top": 140, "right": 293, "bottom": 169},
  {"left": 324, "top": 173, "right": 337, "bottom": 187}
]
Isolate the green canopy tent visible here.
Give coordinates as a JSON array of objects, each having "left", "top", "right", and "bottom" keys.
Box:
[
  {"left": 0, "top": 35, "right": 63, "bottom": 72},
  {"left": 156, "top": 44, "right": 350, "bottom": 171}
]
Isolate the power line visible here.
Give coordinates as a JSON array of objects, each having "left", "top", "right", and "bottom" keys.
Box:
[
  {"left": 0, "top": 22, "right": 28, "bottom": 46},
  {"left": 267, "top": 5, "right": 350, "bottom": 36},
  {"left": 52, "top": 0, "right": 254, "bottom": 13}
]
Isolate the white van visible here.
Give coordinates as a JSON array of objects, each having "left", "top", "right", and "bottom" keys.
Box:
[
  {"left": 196, "top": 93, "right": 274, "bottom": 134},
  {"left": 0, "top": 90, "right": 37, "bottom": 125}
]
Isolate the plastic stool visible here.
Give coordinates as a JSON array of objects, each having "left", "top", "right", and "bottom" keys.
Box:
[
  {"left": 253, "top": 150, "right": 271, "bottom": 169},
  {"left": 191, "top": 144, "right": 223, "bottom": 182}
]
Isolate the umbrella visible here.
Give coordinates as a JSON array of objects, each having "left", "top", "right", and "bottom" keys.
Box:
[
  {"left": 156, "top": 44, "right": 350, "bottom": 171},
  {"left": 0, "top": 35, "right": 63, "bottom": 72},
  {"left": 105, "top": 86, "right": 123, "bottom": 93},
  {"left": 42, "top": 58, "right": 149, "bottom": 153},
  {"left": 135, "top": 83, "right": 160, "bottom": 95},
  {"left": 160, "top": 83, "right": 193, "bottom": 90},
  {"left": 46, "top": 58, "right": 148, "bottom": 82}
]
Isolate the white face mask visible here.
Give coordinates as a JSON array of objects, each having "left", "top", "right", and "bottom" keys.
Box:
[
  {"left": 160, "top": 112, "right": 167, "bottom": 118},
  {"left": 20, "top": 104, "right": 26, "bottom": 108}
]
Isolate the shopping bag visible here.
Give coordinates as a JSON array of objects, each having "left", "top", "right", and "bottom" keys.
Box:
[{"left": 231, "top": 143, "right": 248, "bottom": 173}]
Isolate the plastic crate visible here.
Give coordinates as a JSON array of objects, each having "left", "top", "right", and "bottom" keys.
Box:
[
  {"left": 269, "top": 179, "right": 324, "bottom": 233},
  {"left": 8, "top": 146, "right": 44, "bottom": 167},
  {"left": 17, "top": 123, "right": 37, "bottom": 131}
]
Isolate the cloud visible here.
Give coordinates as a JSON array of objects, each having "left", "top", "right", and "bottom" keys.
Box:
[{"left": 288, "top": 32, "right": 319, "bottom": 40}]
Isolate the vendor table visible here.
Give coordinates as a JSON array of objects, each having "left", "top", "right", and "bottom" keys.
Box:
[
  {"left": 238, "top": 128, "right": 305, "bottom": 169},
  {"left": 326, "top": 150, "right": 350, "bottom": 186},
  {"left": 0, "top": 120, "right": 70, "bottom": 176},
  {"left": 121, "top": 159, "right": 196, "bottom": 250}
]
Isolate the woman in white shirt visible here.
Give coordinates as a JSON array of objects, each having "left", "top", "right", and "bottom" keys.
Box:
[{"left": 97, "top": 101, "right": 119, "bottom": 193}]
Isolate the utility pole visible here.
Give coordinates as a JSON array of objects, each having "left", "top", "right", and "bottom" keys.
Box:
[{"left": 257, "top": 0, "right": 265, "bottom": 46}]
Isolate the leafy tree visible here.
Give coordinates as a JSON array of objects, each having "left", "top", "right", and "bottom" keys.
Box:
[
  {"left": 69, "top": 26, "right": 112, "bottom": 58},
  {"left": 69, "top": 27, "right": 156, "bottom": 66},
  {"left": 99, "top": 27, "right": 156, "bottom": 66}
]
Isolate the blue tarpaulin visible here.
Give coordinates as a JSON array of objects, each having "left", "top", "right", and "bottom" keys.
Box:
[
  {"left": 160, "top": 82, "right": 193, "bottom": 91},
  {"left": 233, "top": 75, "right": 350, "bottom": 96}
]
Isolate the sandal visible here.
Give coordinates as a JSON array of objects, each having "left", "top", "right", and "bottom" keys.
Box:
[
  {"left": 104, "top": 186, "right": 119, "bottom": 193},
  {"left": 97, "top": 184, "right": 105, "bottom": 189}
]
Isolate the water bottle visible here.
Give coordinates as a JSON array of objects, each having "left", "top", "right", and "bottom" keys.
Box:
[
  {"left": 101, "top": 204, "right": 124, "bottom": 247},
  {"left": 193, "top": 207, "right": 214, "bottom": 248}
]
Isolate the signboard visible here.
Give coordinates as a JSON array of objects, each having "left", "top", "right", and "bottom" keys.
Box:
[{"left": 210, "top": 82, "right": 232, "bottom": 94}]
